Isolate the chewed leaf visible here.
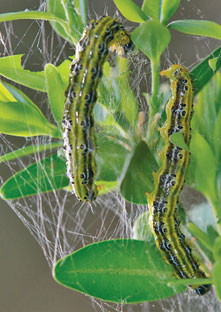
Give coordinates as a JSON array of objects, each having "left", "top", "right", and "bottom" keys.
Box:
[
  {"left": 0, "top": 55, "right": 46, "bottom": 92},
  {"left": 191, "top": 46, "right": 221, "bottom": 95},
  {"left": 0, "top": 154, "right": 68, "bottom": 199},
  {"left": 120, "top": 140, "right": 158, "bottom": 204},
  {"left": 53, "top": 239, "right": 185, "bottom": 303}
]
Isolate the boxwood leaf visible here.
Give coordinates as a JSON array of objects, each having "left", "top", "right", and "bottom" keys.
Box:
[
  {"left": 113, "top": 0, "right": 148, "bottom": 23},
  {"left": 0, "top": 154, "right": 68, "bottom": 199},
  {"left": 142, "top": 0, "right": 180, "bottom": 24},
  {"left": 120, "top": 140, "right": 158, "bottom": 204},
  {"left": 190, "top": 46, "right": 221, "bottom": 95},
  {"left": 213, "top": 262, "right": 221, "bottom": 301},
  {"left": 47, "top": 0, "right": 83, "bottom": 44},
  {"left": 168, "top": 20, "right": 221, "bottom": 40},
  {"left": 0, "top": 100, "right": 60, "bottom": 138},
  {"left": 190, "top": 133, "right": 216, "bottom": 200},
  {"left": 45, "top": 64, "right": 66, "bottom": 126},
  {"left": 0, "top": 55, "right": 46, "bottom": 92},
  {"left": 0, "top": 142, "right": 62, "bottom": 163},
  {"left": 54, "top": 239, "right": 185, "bottom": 303},
  {"left": 96, "top": 134, "right": 129, "bottom": 182},
  {"left": 132, "top": 21, "right": 171, "bottom": 62}
]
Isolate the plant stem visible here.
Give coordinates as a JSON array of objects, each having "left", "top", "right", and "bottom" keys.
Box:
[
  {"left": 146, "top": 58, "right": 160, "bottom": 141},
  {"left": 151, "top": 58, "right": 160, "bottom": 109}
]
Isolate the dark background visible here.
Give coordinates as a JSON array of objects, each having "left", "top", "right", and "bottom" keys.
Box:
[{"left": 0, "top": 1, "right": 220, "bottom": 311}]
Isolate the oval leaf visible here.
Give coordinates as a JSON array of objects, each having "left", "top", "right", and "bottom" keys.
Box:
[
  {"left": 190, "top": 133, "right": 216, "bottom": 200},
  {"left": 120, "top": 140, "right": 158, "bottom": 204},
  {"left": 114, "top": 0, "right": 148, "bottom": 23},
  {"left": 168, "top": 20, "right": 221, "bottom": 40},
  {"left": 96, "top": 134, "right": 129, "bottom": 181},
  {"left": 0, "top": 142, "right": 62, "bottom": 163},
  {"left": 54, "top": 239, "right": 185, "bottom": 303},
  {"left": 142, "top": 0, "right": 180, "bottom": 24},
  {"left": 47, "top": 0, "right": 83, "bottom": 44},
  {"left": 45, "top": 64, "right": 66, "bottom": 126},
  {"left": 0, "top": 100, "right": 60, "bottom": 138},
  {"left": 160, "top": 0, "right": 181, "bottom": 24},
  {"left": 132, "top": 21, "right": 171, "bottom": 62},
  {"left": 0, "top": 55, "right": 46, "bottom": 92},
  {"left": 0, "top": 154, "right": 68, "bottom": 199}
]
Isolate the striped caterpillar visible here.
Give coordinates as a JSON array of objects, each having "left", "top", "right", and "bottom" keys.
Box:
[
  {"left": 62, "top": 16, "right": 134, "bottom": 202},
  {"left": 147, "top": 65, "right": 211, "bottom": 295}
]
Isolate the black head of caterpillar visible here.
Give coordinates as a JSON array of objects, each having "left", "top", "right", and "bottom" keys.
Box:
[
  {"left": 63, "top": 16, "right": 134, "bottom": 202},
  {"left": 147, "top": 65, "right": 211, "bottom": 295}
]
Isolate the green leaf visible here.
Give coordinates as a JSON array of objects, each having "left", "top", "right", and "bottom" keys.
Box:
[
  {"left": 47, "top": 0, "right": 83, "bottom": 44},
  {"left": 214, "top": 109, "right": 221, "bottom": 163},
  {"left": 0, "top": 80, "right": 36, "bottom": 106},
  {"left": 56, "top": 59, "right": 72, "bottom": 86},
  {"left": 168, "top": 20, "right": 221, "bottom": 40},
  {"left": 213, "top": 237, "right": 221, "bottom": 262},
  {"left": 0, "top": 142, "right": 62, "bottom": 163},
  {"left": 113, "top": 0, "right": 148, "bottom": 23},
  {"left": 213, "top": 262, "right": 221, "bottom": 301},
  {"left": 142, "top": 0, "right": 180, "bottom": 24},
  {"left": 190, "top": 133, "right": 216, "bottom": 200},
  {"left": 99, "top": 57, "right": 139, "bottom": 131},
  {"left": 0, "top": 154, "right": 68, "bottom": 199},
  {"left": 96, "top": 134, "right": 129, "bottom": 181},
  {"left": 74, "top": 0, "right": 87, "bottom": 25},
  {"left": 0, "top": 10, "right": 68, "bottom": 32},
  {"left": 192, "top": 71, "right": 221, "bottom": 143},
  {"left": 169, "top": 132, "right": 189, "bottom": 151},
  {"left": 0, "top": 55, "right": 46, "bottom": 92},
  {"left": 45, "top": 64, "right": 66, "bottom": 126},
  {"left": 120, "top": 140, "right": 158, "bottom": 204},
  {"left": 95, "top": 181, "right": 118, "bottom": 196},
  {"left": 190, "top": 46, "right": 221, "bottom": 95},
  {"left": 132, "top": 20, "right": 171, "bottom": 62},
  {"left": 53, "top": 239, "right": 185, "bottom": 303},
  {"left": 209, "top": 57, "right": 218, "bottom": 71},
  {"left": 0, "top": 100, "right": 60, "bottom": 138},
  {"left": 188, "top": 223, "right": 212, "bottom": 252}
]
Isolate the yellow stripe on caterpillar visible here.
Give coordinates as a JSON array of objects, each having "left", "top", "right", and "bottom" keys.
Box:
[{"left": 147, "top": 65, "right": 211, "bottom": 295}]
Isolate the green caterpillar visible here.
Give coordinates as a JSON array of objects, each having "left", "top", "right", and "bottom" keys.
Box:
[
  {"left": 147, "top": 65, "right": 211, "bottom": 295},
  {"left": 62, "top": 16, "right": 134, "bottom": 202}
]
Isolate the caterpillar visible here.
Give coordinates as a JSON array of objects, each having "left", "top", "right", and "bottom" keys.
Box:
[
  {"left": 62, "top": 16, "right": 134, "bottom": 202},
  {"left": 147, "top": 65, "right": 211, "bottom": 295}
]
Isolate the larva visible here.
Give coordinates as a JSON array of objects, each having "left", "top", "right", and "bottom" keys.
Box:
[
  {"left": 147, "top": 65, "right": 211, "bottom": 295},
  {"left": 62, "top": 16, "right": 134, "bottom": 202}
]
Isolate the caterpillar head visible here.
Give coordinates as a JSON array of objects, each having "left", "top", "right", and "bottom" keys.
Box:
[
  {"left": 110, "top": 30, "right": 135, "bottom": 57},
  {"left": 160, "top": 65, "right": 190, "bottom": 81}
]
